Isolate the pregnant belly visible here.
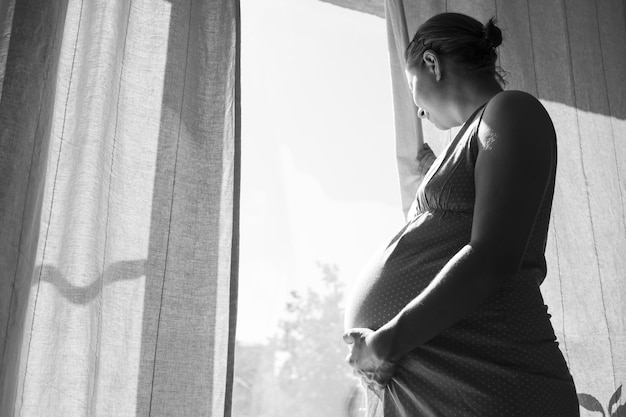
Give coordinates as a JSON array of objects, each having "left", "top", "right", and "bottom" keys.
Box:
[{"left": 344, "top": 211, "right": 471, "bottom": 331}]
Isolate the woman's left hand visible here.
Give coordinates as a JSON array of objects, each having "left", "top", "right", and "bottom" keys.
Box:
[{"left": 343, "top": 328, "right": 398, "bottom": 391}]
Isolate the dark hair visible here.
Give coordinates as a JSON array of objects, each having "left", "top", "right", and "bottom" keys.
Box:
[{"left": 404, "top": 13, "right": 506, "bottom": 84}]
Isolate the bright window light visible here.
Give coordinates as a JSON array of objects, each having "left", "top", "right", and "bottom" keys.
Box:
[{"left": 234, "top": 0, "right": 404, "bottom": 415}]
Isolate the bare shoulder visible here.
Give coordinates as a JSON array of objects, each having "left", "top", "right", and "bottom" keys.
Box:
[
  {"left": 478, "top": 90, "right": 555, "bottom": 152},
  {"left": 470, "top": 91, "right": 557, "bottom": 275}
]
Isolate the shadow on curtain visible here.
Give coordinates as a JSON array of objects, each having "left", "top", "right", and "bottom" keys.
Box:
[{"left": 0, "top": 0, "right": 240, "bottom": 416}]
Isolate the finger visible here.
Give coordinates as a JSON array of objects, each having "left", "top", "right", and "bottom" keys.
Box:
[
  {"left": 362, "top": 378, "right": 385, "bottom": 393},
  {"left": 346, "top": 352, "right": 360, "bottom": 369},
  {"left": 363, "top": 374, "right": 388, "bottom": 391},
  {"left": 342, "top": 330, "right": 359, "bottom": 344},
  {"left": 360, "top": 371, "right": 375, "bottom": 384},
  {"left": 417, "top": 153, "right": 432, "bottom": 164},
  {"left": 417, "top": 146, "right": 434, "bottom": 159}
]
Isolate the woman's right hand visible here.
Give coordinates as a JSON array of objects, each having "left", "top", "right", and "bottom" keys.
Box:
[
  {"left": 416, "top": 142, "right": 436, "bottom": 176},
  {"left": 343, "top": 328, "right": 398, "bottom": 392}
]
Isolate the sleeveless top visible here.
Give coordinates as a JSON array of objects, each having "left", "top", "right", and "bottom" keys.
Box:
[{"left": 344, "top": 100, "right": 579, "bottom": 416}]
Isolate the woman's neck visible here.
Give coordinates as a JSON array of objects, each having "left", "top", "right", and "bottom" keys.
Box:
[{"left": 448, "top": 75, "right": 503, "bottom": 126}]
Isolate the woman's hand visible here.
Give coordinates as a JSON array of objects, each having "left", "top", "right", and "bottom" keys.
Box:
[
  {"left": 416, "top": 142, "right": 436, "bottom": 176},
  {"left": 343, "top": 328, "right": 398, "bottom": 391}
]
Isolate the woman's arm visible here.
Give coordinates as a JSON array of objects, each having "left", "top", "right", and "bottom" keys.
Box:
[{"left": 368, "top": 91, "right": 557, "bottom": 363}]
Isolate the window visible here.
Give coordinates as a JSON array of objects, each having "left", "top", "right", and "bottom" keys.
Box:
[{"left": 234, "top": 0, "right": 404, "bottom": 415}]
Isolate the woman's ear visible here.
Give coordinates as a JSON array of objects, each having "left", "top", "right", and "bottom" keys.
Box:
[{"left": 422, "top": 50, "right": 441, "bottom": 81}]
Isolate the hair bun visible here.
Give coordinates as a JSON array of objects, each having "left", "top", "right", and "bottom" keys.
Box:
[{"left": 482, "top": 18, "right": 502, "bottom": 49}]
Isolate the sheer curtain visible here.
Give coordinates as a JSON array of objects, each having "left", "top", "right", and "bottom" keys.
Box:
[
  {"left": 0, "top": 0, "right": 240, "bottom": 415},
  {"left": 386, "top": 0, "right": 626, "bottom": 414}
]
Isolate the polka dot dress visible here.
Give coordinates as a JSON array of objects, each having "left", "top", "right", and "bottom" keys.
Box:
[{"left": 345, "top": 103, "right": 579, "bottom": 416}]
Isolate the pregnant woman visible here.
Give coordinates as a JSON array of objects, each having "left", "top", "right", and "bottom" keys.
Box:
[{"left": 343, "top": 13, "right": 579, "bottom": 417}]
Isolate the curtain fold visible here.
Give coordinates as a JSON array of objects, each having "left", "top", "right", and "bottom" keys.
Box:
[
  {"left": 385, "top": 0, "right": 626, "bottom": 414},
  {"left": 0, "top": 0, "right": 240, "bottom": 415}
]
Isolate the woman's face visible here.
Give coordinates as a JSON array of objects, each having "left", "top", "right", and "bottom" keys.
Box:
[{"left": 405, "top": 59, "right": 449, "bottom": 130}]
